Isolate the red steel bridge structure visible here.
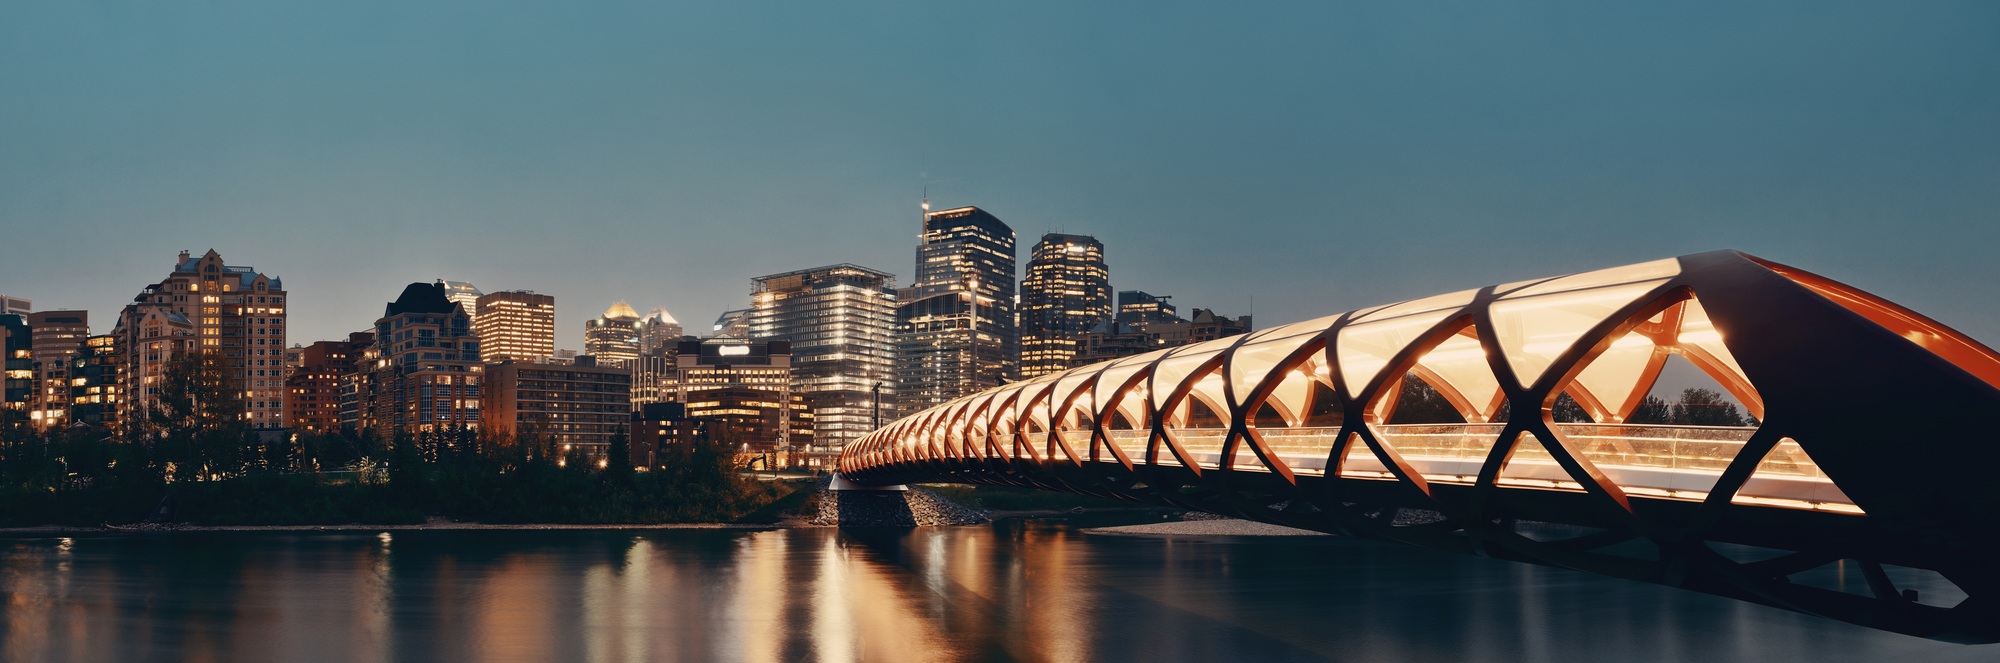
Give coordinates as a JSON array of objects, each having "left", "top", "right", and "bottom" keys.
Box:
[{"left": 837, "top": 251, "right": 2000, "bottom": 643}]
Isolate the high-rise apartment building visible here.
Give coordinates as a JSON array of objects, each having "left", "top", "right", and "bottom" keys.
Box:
[
  {"left": 1019, "top": 234, "right": 1111, "bottom": 378},
  {"left": 113, "top": 250, "right": 287, "bottom": 429},
  {"left": 2, "top": 314, "right": 30, "bottom": 432},
  {"left": 584, "top": 302, "right": 641, "bottom": 368},
  {"left": 26, "top": 310, "right": 88, "bottom": 429},
  {"left": 749, "top": 264, "right": 898, "bottom": 450},
  {"left": 286, "top": 332, "right": 372, "bottom": 433},
  {"left": 439, "top": 280, "right": 483, "bottom": 315},
  {"left": 69, "top": 334, "right": 121, "bottom": 431},
  {"left": 474, "top": 290, "right": 555, "bottom": 362},
  {"left": 896, "top": 205, "right": 1018, "bottom": 415},
  {"left": 0, "top": 295, "right": 28, "bottom": 315},
  {"left": 352, "top": 283, "right": 481, "bottom": 433},
  {"left": 483, "top": 356, "right": 632, "bottom": 460}
]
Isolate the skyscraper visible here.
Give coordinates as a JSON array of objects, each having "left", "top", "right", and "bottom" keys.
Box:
[
  {"left": 636, "top": 308, "right": 683, "bottom": 356},
  {"left": 584, "top": 302, "right": 641, "bottom": 368},
  {"left": 438, "top": 280, "right": 483, "bottom": 316},
  {"left": 1019, "top": 234, "right": 1111, "bottom": 378},
  {"left": 113, "top": 250, "right": 288, "bottom": 430},
  {"left": 353, "top": 283, "right": 481, "bottom": 432},
  {"left": 0, "top": 295, "right": 28, "bottom": 315},
  {"left": 26, "top": 310, "right": 88, "bottom": 429},
  {"left": 895, "top": 204, "right": 1018, "bottom": 415},
  {"left": 750, "top": 264, "right": 898, "bottom": 450},
  {"left": 474, "top": 290, "right": 555, "bottom": 362}
]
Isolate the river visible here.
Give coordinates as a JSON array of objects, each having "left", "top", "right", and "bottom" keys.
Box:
[{"left": 0, "top": 517, "right": 1986, "bottom": 662}]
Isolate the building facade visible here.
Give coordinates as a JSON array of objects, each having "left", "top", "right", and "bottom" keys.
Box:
[
  {"left": 1019, "top": 234, "right": 1111, "bottom": 379},
  {"left": 895, "top": 205, "right": 1018, "bottom": 416},
  {"left": 0, "top": 295, "right": 28, "bottom": 315},
  {"left": 483, "top": 356, "right": 631, "bottom": 460},
  {"left": 1116, "top": 290, "right": 1178, "bottom": 326},
  {"left": 285, "top": 333, "right": 372, "bottom": 433},
  {"left": 439, "top": 280, "right": 483, "bottom": 315},
  {"left": 750, "top": 264, "right": 898, "bottom": 450},
  {"left": 68, "top": 334, "right": 121, "bottom": 431},
  {"left": 474, "top": 290, "right": 555, "bottom": 362},
  {"left": 353, "top": 283, "right": 482, "bottom": 433},
  {"left": 2, "top": 314, "right": 29, "bottom": 433},
  {"left": 636, "top": 309, "right": 683, "bottom": 356},
  {"left": 1070, "top": 305, "right": 1252, "bottom": 368},
  {"left": 584, "top": 302, "right": 641, "bottom": 368},
  {"left": 113, "top": 250, "right": 287, "bottom": 430},
  {"left": 26, "top": 310, "right": 88, "bottom": 429},
  {"left": 670, "top": 339, "right": 808, "bottom": 461}
]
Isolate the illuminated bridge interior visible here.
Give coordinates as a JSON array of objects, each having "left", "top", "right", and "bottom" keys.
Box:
[{"left": 837, "top": 250, "right": 2000, "bottom": 644}]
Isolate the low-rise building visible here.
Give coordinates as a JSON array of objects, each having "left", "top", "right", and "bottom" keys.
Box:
[
  {"left": 286, "top": 332, "right": 372, "bottom": 433},
  {"left": 483, "top": 355, "right": 631, "bottom": 460}
]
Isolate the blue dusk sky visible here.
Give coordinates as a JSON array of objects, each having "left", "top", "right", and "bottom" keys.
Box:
[{"left": 2, "top": 1, "right": 1997, "bottom": 350}]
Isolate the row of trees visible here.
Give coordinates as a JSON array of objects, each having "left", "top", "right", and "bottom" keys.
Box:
[
  {"left": 1388, "top": 373, "right": 1753, "bottom": 427},
  {"left": 0, "top": 350, "right": 789, "bottom": 526}
]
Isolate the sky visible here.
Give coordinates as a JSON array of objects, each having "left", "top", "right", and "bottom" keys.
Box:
[{"left": 3, "top": 1, "right": 1998, "bottom": 353}]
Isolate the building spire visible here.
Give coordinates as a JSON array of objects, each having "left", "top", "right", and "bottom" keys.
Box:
[{"left": 919, "top": 186, "right": 931, "bottom": 246}]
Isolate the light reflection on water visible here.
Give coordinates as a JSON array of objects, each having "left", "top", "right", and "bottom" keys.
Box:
[{"left": 0, "top": 520, "right": 1990, "bottom": 662}]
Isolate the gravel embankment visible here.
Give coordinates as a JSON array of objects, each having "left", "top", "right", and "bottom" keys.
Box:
[{"left": 809, "top": 479, "right": 990, "bottom": 527}]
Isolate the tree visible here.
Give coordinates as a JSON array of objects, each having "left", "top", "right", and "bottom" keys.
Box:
[
  {"left": 605, "top": 430, "right": 634, "bottom": 484},
  {"left": 1550, "top": 393, "right": 1592, "bottom": 424},
  {"left": 1387, "top": 374, "right": 1466, "bottom": 424},
  {"left": 1627, "top": 395, "right": 1672, "bottom": 424},
  {"left": 1671, "top": 388, "right": 1748, "bottom": 427},
  {"left": 146, "top": 350, "right": 247, "bottom": 481}
]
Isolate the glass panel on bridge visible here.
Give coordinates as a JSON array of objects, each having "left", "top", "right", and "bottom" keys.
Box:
[
  {"left": 1352, "top": 288, "right": 1479, "bottom": 324},
  {"left": 1731, "top": 437, "right": 1861, "bottom": 514},
  {"left": 1149, "top": 337, "right": 1236, "bottom": 409},
  {"left": 1412, "top": 330, "right": 1505, "bottom": 423},
  {"left": 1497, "top": 431, "right": 1586, "bottom": 492},
  {"left": 1248, "top": 361, "right": 1342, "bottom": 475},
  {"left": 1490, "top": 279, "right": 1671, "bottom": 391},
  {"left": 1174, "top": 368, "right": 1230, "bottom": 470},
  {"left": 1374, "top": 422, "right": 1504, "bottom": 485},
  {"left": 1337, "top": 307, "right": 1463, "bottom": 395},
  {"left": 1228, "top": 329, "right": 1324, "bottom": 406},
  {"left": 1506, "top": 258, "right": 1682, "bottom": 299},
  {"left": 1567, "top": 326, "right": 1662, "bottom": 423},
  {"left": 1560, "top": 422, "right": 1746, "bottom": 501},
  {"left": 1336, "top": 433, "right": 1394, "bottom": 480}
]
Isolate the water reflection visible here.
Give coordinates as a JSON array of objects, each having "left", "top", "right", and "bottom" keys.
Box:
[{"left": 0, "top": 522, "right": 1991, "bottom": 662}]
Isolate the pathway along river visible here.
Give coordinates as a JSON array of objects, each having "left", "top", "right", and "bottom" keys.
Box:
[{"left": 0, "top": 516, "right": 1987, "bottom": 662}]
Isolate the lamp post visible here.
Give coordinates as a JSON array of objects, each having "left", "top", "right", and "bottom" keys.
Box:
[{"left": 872, "top": 382, "right": 884, "bottom": 430}]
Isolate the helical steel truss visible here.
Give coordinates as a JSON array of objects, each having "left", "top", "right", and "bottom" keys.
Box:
[{"left": 838, "top": 250, "right": 2000, "bottom": 643}]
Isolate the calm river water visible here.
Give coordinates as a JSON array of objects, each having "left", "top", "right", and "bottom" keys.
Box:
[{"left": 0, "top": 518, "right": 1988, "bottom": 662}]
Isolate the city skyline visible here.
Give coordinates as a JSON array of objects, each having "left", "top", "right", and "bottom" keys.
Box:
[{"left": 6, "top": 3, "right": 1998, "bottom": 355}]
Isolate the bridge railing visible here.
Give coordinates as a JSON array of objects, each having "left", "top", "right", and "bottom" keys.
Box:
[{"left": 1083, "top": 423, "right": 1852, "bottom": 512}]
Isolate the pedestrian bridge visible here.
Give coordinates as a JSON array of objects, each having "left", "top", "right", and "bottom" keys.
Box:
[{"left": 837, "top": 250, "right": 2000, "bottom": 643}]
